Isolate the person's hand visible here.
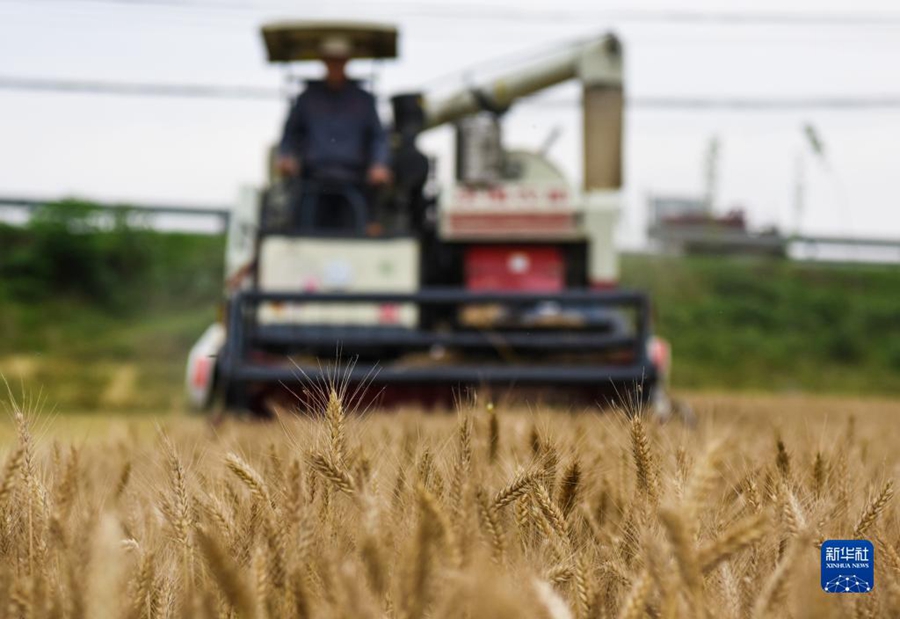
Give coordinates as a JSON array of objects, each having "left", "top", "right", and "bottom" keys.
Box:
[
  {"left": 276, "top": 155, "right": 301, "bottom": 177},
  {"left": 367, "top": 164, "right": 392, "bottom": 186}
]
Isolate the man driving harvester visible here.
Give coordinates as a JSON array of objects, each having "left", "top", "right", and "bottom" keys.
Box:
[{"left": 275, "top": 35, "right": 392, "bottom": 232}]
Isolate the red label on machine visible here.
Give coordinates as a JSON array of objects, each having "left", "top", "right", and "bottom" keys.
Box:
[
  {"left": 453, "top": 185, "right": 571, "bottom": 208},
  {"left": 465, "top": 246, "right": 564, "bottom": 292},
  {"left": 447, "top": 212, "right": 576, "bottom": 236},
  {"left": 445, "top": 185, "right": 577, "bottom": 238}
]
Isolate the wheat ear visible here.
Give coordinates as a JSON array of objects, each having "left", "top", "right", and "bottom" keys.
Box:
[
  {"left": 307, "top": 452, "right": 356, "bottom": 495},
  {"left": 225, "top": 453, "right": 273, "bottom": 509},
  {"left": 617, "top": 570, "right": 651, "bottom": 619},
  {"left": 697, "top": 512, "right": 768, "bottom": 572},
  {"left": 196, "top": 528, "right": 257, "bottom": 619},
  {"left": 854, "top": 480, "right": 894, "bottom": 538}
]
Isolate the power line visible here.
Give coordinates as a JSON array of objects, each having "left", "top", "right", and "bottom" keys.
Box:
[
  {"left": 593, "top": 9, "right": 900, "bottom": 26},
  {"left": 6, "top": 0, "right": 900, "bottom": 26},
  {"left": 0, "top": 75, "right": 280, "bottom": 100},
  {"left": 546, "top": 96, "right": 900, "bottom": 111},
  {"left": 5, "top": 75, "right": 900, "bottom": 111}
]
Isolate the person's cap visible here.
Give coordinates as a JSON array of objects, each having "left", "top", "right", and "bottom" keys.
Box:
[{"left": 319, "top": 36, "right": 353, "bottom": 59}]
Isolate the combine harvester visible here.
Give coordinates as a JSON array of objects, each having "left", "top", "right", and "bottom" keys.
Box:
[{"left": 186, "top": 21, "right": 672, "bottom": 415}]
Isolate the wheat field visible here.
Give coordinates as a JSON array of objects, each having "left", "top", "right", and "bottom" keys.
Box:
[{"left": 0, "top": 391, "right": 897, "bottom": 618}]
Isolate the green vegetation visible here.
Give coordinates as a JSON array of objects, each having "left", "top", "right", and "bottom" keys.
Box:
[
  {"left": 0, "top": 201, "right": 223, "bottom": 410},
  {"left": 0, "top": 200, "right": 222, "bottom": 312},
  {"left": 623, "top": 254, "right": 900, "bottom": 393},
  {"left": 1, "top": 203, "right": 897, "bottom": 411}
]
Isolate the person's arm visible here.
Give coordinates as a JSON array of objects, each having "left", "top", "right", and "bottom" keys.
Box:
[
  {"left": 277, "top": 95, "right": 306, "bottom": 175},
  {"left": 365, "top": 94, "right": 392, "bottom": 184}
]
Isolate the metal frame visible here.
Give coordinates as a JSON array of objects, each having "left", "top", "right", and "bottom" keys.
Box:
[
  {"left": 259, "top": 180, "right": 371, "bottom": 237},
  {"left": 218, "top": 288, "right": 657, "bottom": 392}
]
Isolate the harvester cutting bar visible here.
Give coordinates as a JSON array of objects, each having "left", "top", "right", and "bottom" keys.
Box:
[
  {"left": 252, "top": 325, "right": 636, "bottom": 352},
  {"left": 238, "top": 288, "right": 649, "bottom": 305},
  {"left": 219, "top": 288, "right": 655, "bottom": 389},
  {"left": 232, "top": 289, "right": 650, "bottom": 358},
  {"left": 232, "top": 363, "right": 653, "bottom": 385}
]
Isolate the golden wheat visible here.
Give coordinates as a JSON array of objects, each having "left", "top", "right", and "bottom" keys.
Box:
[{"left": 0, "top": 392, "right": 896, "bottom": 617}]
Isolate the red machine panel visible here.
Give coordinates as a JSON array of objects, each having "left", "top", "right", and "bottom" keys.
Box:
[{"left": 465, "top": 245, "right": 564, "bottom": 292}]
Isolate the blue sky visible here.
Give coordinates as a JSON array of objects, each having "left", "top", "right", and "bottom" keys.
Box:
[{"left": 3, "top": 0, "right": 900, "bottom": 247}]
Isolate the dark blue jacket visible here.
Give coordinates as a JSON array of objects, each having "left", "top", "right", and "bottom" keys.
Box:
[{"left": 279, "top": 80, "right": 390, "bottom": 181}]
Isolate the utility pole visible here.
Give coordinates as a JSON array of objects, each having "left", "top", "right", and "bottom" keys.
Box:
[
  {"left": 704, "top": 135, "right": 720, "bottom": 214},
  {"left": 793, "top": 152, "right": 805, "bottom": 236}
]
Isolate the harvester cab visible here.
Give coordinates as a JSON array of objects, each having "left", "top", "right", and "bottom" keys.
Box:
[{"left": 186, "top": 21, "right": 672, "bottom": 416}]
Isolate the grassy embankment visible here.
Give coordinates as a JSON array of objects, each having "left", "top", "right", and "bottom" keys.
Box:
[
  {"left": 0, "top": 202, "right": 223, "bottom": 411},
  {"left": 1, "top": 202, "right": 898, "bottom": 411},
  {"left": 622, "top": 254, "right": 900, "bottom": 394}
]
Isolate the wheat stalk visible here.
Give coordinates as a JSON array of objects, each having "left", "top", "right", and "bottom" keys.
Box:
[
  {"left": 659, "top": 506, "right": 703, "bottom": 602},
  {"left": 751, "top": 537, "right": 803, "bottom": 619},
  {"left": 307, "top": 452, "right": 356, "bottom": 495},
  {"left": 0, "top": 391, "right": 892, "bottom": 619},
  {"left": 0, "top": 443, "right": 24, "bottom": 508},
  {"left": 617, "top": 570, "right": 651, "bottom": 619},
  {"left": 325, "top": 388, "right": 346, "bottom": 464},
  {"left": 225, "top": 452, "right": 274, "bottom": 509},
  {"left": 630, "top": 415, "right": 657, "bottom": 503},
  {"left": 531, "top": 482, "right": 569, "bottom": 540},
  {"left": 854, "top": 480, "right": 894, "bottom": 538},
  {"left": 476, "top": 488, "right": 505, "bottom": 563},
  {"left": 493, "top": 469, "right": 538, "bottom": 511},
  {"left": 558, "top": 460, "right": 582, "bottom": 518},
  {"left": 197, "top": 527, "right": 257, "bottom": 619},
  {"left": 487, "top": 403, "right": 499, "bottom": 463}
]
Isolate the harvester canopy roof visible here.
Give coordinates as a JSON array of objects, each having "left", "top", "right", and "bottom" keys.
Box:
[{"left": 261, "top": 21, "right": 398, "bottom": 62}]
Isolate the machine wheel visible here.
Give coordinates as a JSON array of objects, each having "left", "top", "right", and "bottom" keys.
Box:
[
  {"left": 672, "top": 398, "right": 697, "bottom": 427},
  {"left": 648, "top": 385, "right": 672, "bottom": 421},
  {"left": 648, "top": 385, "right": 696, "bottom": 426},
  {"left": 217, "top": 377, "right": 272, "bottom": 419}
]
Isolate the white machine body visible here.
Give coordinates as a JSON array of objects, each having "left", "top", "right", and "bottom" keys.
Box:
[
  {"left": 185, "top": 322, "right": 225, "bottom": 409},
  {"left": 439, "top": 149, "right": 621, "bottom": 286},
  {"left": 256, "top": 237, "right": 419, "bottom": 327},
  {"left": 223, "top": 185, "right": 419, "bottom": 328}
]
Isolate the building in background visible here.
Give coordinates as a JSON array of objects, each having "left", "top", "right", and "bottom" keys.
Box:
[
  {"left": 647, "top": 135, "right": 786, "bottom": 257},
  {"left": 647, "top": 194, "right": 787, "bottom": 257}
]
